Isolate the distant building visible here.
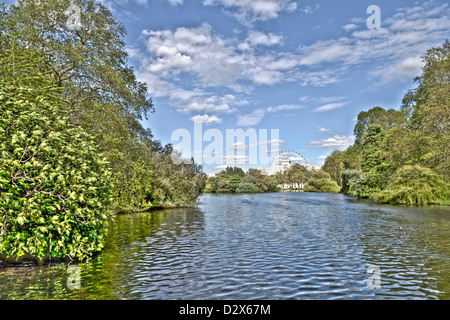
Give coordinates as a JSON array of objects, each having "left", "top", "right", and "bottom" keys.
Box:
[{"left": 269, "top": 150, "right": 307, "bottom": 175}]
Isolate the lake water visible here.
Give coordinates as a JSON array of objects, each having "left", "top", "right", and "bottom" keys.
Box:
[{"left": 1, "top": 192, "right": 449, "bottom": 300}]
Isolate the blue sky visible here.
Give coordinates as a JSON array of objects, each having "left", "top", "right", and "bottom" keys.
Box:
[{"left": 100, "top": 0, "right": 448, "bottom": 174}]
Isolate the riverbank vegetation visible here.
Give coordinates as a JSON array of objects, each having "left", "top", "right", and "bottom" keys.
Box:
[
  {"left": 303, "top": 170, "right": 340, "bottom": 193},
  {"left": 322, "top": 40, "right": 449, "bottom": 205},
  {"left": 0, "top": 0, "right": 206, "bottom": 262},
  {"left": 205, "top": 167, "right": 279, "bottom": 193},
  {"left": 205, "top": 164, "right": 340, "bottom": 194}
]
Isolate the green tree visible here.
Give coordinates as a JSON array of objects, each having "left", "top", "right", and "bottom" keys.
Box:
[
  {"left": 304, "top": 170, "right": 340, "bottom": 193},
  {"left": 0, "top": 0, "right": 207, "bottom": 210},
  {"left": 227, "top": 175, "right": 243, "bottom": 193},
  {"left": 354, "top": 107, "right": 406, "bottom": 146},
  {"left": 359, "top": 124, "right": 395, "bottom": 196},
  {"left": 322, "top": 151, "right": 344, "bottom": 187},
  {"left": 0, "top": 48, "right": 113, "bottom": 262},
  {"left": 0, "top": 0, "right": 153, "bottom": 120},
  {"left": 216, "top": 177, "right": 229, "bottom": 193},
  {"left": 374, "top": 165, "right": 450, "bottom": 205},
  {"left": 247, "top": 168, "right": 279, "bottom": 192},
  {"left": 323, "top": 41, "right": 449, "bottom": 203},
  {"left": 150, "top": 150, "right": 206, "bottom": 206},
  {"left": 322, "top": 146, "right": 361, "bottom": 189},
  {"left": 361, "top": 124, "right": 385, "bottom": 172},
  {"left": 283, "top": 163, "right": 308, "bottom": 190},
  {"left": 342, "top": 169, "right": 364, "bottom": 196},
  {"left": 206, "top": 167, "right": 279, "bottom": 194},
  {"left": 222, "top": 166, "right": 246, "bottom": 178},
  {"left": 341, "top": 145, "right": 361, "bottom": 171},
  {"left": 236, "top": 182, "right": 262, "bottom": 193},
  {"left": 401, "top": 39, "right": 450, "bottom": 178}
]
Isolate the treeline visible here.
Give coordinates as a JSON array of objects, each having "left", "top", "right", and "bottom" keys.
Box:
[
  {"left": 322, "top": 40, "right": 449, "bottom": 205},
  {"left": 205, "top": 167, "right": 279, "bottom": 193},
  {"left": 0, "top": 0, "right": 206, "bottom": 261},
  {"left": 271, "top": 164, "right": 340, "bottom": 193},
  {"left": 205, "top": 164, "right": 340, "bottom": 194}
]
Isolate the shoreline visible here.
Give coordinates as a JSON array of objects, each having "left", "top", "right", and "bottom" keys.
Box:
[
  {"left": 2, "top": 194, "right": 447, "bottom": 268},
  {"left": 113, "top": 203, "right": 198, "bottom": 215}
]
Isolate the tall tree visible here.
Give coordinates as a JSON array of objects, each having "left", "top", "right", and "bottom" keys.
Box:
[
  {"left": 0, "top": 44, "right": 113, "bottom": 261},
  {"left": 322, "top": 151, "right": 344, "bottom": 187},
  {"left": 0, "top": 0, "right": 207, "bottom": 210},
  {"left": 0, "top": 0, "right": 153, "bottom": 123},
  {"left": 354, "top": 107, "right": 406, "bottom": 146},
  {"left": 402, "top": 39, "right": 450, "bottom": 178}
]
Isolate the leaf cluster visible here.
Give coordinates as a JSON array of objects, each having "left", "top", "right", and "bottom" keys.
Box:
[{"left": 0, "top": 80, "right": 113, "bottom": 261}]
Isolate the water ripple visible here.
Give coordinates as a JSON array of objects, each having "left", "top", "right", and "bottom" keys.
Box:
[{"left": 1, "top": 192, "right": 449, "bottom": 300}]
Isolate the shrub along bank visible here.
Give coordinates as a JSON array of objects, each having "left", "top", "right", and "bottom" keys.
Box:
[{"left": 0, "top": 1, "right": 206, "bottom": 263}]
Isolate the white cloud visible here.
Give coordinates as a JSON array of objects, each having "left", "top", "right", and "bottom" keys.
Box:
[
  {"left": 298, "top": 96, "right": 347, "bottom": 104},
  {"left": 297, "top": 70, "right": 340, "bottom": 86},
  {"left": 141, "top": 23, "right": 243, "bottom": 85},
  {"left": 317, "top": 127, "right": 332, "bottom": 135},
  {"left": 137, "top": 72, "right": 205, "bottom": 101},
  {"left": 267, "top": 104, "right": 303, "bottom": 112},
  {"left": 203, "top": 0, "right": 298, "bottom": 22},
  {"left": 132, "top": 2, "right": 450, "bottom": 119},
  {"left": 299, "top": 39, "right": 358, "bottom": 66},
  {"left": 247, "top": 68, "right": 283, "bottom": 85},
  {"left": 182, "top": 95, "right": 243, "bottom": 114},
  {"left": 139, "top": 24, "right": 309, "bottom": 92},
  {"left": 309, "top": 135, "right": 355, "bottom": 150},
  {"left": 243, "top": 31, "right": 284, "bottom": 47},
  {"left": 350, "top": 17, "right": 365, "bottom": 24},
  {"left": 190, "top": 114, "right": 223, "bottom": 125},
  {"left": 342, "top": 23, "right": 358, "bottom": 32},
  {"left": 299, "top": 4, "right": 319, "bottom": 15},
  {"left": 396, "top": 56, "right": 424, "bottom": 77},
  {"left": 318, "top": 155, "right": 328, "bottom": 160},
  {"left": 313, "top": 102, "right": 347, "bottom": 112},
  {"left": 237, "top": 108, "right": 266, "bottom": 126},
  {"left": 167, "top": 0, "right": 183, "bottom": 5},
  {"left": 298, "top": 96, "right": 309, "bottom": 102},
  {"left": 373, "top": 56, "right": 424, "bottom": 81},
  {"left": 263, "top": 138, "right": 285, "bottom": 147},
  {"left": 297, "top": 3, "right": 450, "bottom": 84},
  {"left": 237, "top": 104, "right": 303, "bottom": 126},
  {"left": 316, "top": 96, "right": 346, "bottom": 104},
  {"left": 223, "top": 155, "right": 250, "bottom": 164},
  {"left": 147, "top": 52, "right": 192, "bottom": 74},
  {"left": 185, "top": 101, "right": 235, "bottom": 114}
]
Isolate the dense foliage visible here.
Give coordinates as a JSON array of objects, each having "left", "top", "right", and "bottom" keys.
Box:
[
  {"left": 0, "top": 49, "right": 113, "bottom": 261},
  {"left": 272, "top": 163, "right": 310, "bottom": 190},
  {"left": 374, "top": 165, "right": 450, "bottom": 205},
  {"left": 205, "top": 167, "right": 279, "bottom": 194},
  {"left": 205, "top": 165, "right": 341, "bottom": 194},
  {"left": 322, "top": 40, "right": 450, "bottom": 205},
  {"left": 303, "top": 170, "right": 340, "bottom": 193},
  {"left": 0, "top": 0, "right": 206, "bottom": 212},
  {"left": 0, "top": 0, "right": 207, "bottom": 261}
]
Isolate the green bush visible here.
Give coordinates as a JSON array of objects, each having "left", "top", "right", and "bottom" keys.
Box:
[
  {"left": 0, "top": 83, "right": 113, "bottom": 262},
  {"left": 304, "top": 178, "right": 340, "bottom": 193},
  {"left": 341, "top": 169, "right": 361, "bottom": 194},
  {"left": 235, "top": 182, "right": 262, "bottom": 194},
  {"left": 374, "top": 165, "right": 450, "bottom": 205},
  {"left": 341, "top": 169, "right": 385, "bottom": 198},
  {"left": 304, "top": 170, "right": 340, "bottom": 193}
]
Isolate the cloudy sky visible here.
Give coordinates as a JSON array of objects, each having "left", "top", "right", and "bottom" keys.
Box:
[{"left": 100, "top": 0, "right": 449, "bottom": 174}]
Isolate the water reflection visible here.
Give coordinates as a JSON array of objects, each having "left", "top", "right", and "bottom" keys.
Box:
[{"left": 0, "top": 193, "right": 449, "bottom": 300}]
